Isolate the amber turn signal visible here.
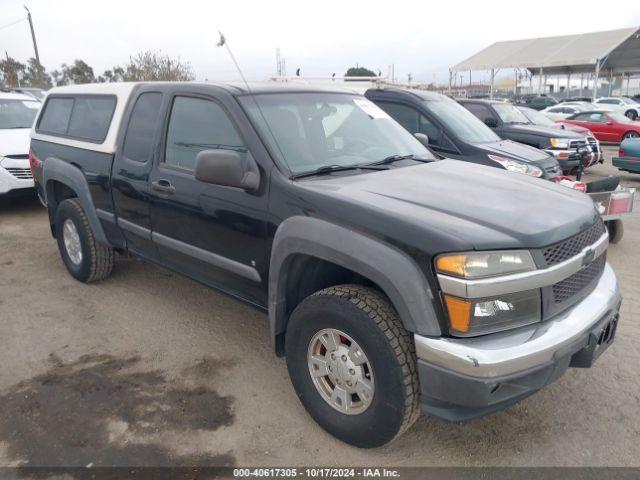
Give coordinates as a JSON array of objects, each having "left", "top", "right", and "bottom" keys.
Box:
[
  {"left": 443, "top": 295, "right": 471, "bottom": 333},
  {"left": 435, "top": 255, "right": 468, "bottom": 277}
]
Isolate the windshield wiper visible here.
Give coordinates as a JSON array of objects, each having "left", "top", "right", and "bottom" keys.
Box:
[
  {"left": 367, "top": 154, "right": 433, "bottom": 167},
  {"left": 290, "top": 164, "right": 386, "bottom": 180}
]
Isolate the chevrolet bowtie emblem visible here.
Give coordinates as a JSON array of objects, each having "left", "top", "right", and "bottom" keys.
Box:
[{"left": 582, "top": 248, "right": 595, "bottom": 266}]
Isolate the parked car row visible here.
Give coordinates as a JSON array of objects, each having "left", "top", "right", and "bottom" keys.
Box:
[
  {"left": 558, "top": 110, "right": 640, "bottom": 143},
  {"left": 517, "top": 95, "right": 640, "bottom": 120},
  {"left": 516, "top": 106, "right": 603, "bottom": 168},
  {"left": 365, "top": 89, "right": 561, "bottom": 178}
]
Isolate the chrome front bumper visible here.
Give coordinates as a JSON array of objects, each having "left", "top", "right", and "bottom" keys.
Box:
[{"left": 415, "top": 263, "right": 620, "bottom": 378}]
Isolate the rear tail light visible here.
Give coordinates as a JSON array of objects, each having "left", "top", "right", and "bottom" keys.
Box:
[
  {"left": 28, "top": 149, "right": 42, "bottom": 175},
  {"left": 609, "top": 191, "right": 634, "bottom": 215},
  {"left": 619, "top": 149, "right": 626, "bottom": 157}
]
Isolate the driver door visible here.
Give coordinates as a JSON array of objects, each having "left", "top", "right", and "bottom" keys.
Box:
[{"left": 148, "top": 89, "right": 269, "bottom": 306}]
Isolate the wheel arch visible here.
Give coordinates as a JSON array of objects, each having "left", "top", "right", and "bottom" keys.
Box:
[
  {"left": 43, "top": 157, "right": 108, "bottom": 245},
  {"left": 269, "top": 216, "right": 441, "bottom": 356},
  {"left": 622, "top": 130, "right": 640, "bottom": 141}
]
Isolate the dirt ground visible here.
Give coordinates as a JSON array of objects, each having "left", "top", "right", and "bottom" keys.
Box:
[{"left": 0, "top": 146, "right": 639, "bottom": 468}]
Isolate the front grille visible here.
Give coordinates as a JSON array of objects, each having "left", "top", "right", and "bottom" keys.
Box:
[
  {"left": 569, "top": 139, "right": 587, "bottom": 149},
  {"left": 552, "top": 254, "right": 606, "bottom": 303},
  {"left": 542, "top": 219, "right": 606, "bottom": 266},
  {"left": 5, "top": 167, "right": 33, "bottom": 179}
]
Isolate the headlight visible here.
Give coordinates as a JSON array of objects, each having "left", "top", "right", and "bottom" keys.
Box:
[
  {"left": 487, "top": 154, "right": 543, "bottom": 177},
  {"left": 435, "top": 250, "right": 536, "bottom": 278},
  {"left": 550, "top": 138, "right": 570, "bottom": 149},
  {"left": 443, "top": 289, "right": 541, "bottom": 336},
  {"left": 436, "top": 250, "right": 540, "bottom": 336}
]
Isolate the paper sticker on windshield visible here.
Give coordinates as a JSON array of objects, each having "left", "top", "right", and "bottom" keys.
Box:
[
  {"left": 22, "top": 101, "right": 39, "bottom": 109},
  {"left": 353, "top": 98, "right": 390, "bottom": 119}
]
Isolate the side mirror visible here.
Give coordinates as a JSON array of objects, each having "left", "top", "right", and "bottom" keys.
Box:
[
  {"left": 413, "top": 132, "right": 430, "bottom": 148},
  {"left": 195, "top": 149, "right": 260, "bottom": 191},
  {"left": 484, "top": 117, "right": 498, "bottom": 128}
]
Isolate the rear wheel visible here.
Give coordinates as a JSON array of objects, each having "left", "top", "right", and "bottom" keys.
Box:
[
  {"left": 54, "top": 198, "right": 114, "bottom": 282},
  {"left": 622, "top": 131, "right": 639, "bottom": 140},
  {"left": 625, "top": 110, "right": 637, "bottom": 121},
  {"left": 285, "top": 285, "right": 420, "bottom": 448}
]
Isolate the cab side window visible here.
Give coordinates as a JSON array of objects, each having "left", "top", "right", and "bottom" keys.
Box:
[
  {"left": 379, "top": 102, "right": 419, "bottom": 133},
  {"left": 463, "top": 103, "right": 493, "bottom": 121},
  {"left": 123, "top": 92, "right": 163, "bottom": 162},
  {"left": 379, "top": 102, "right": 451, "bottom": 149},
  {"left": 165, "top": 96, "right": 247, "bottom": 171}
]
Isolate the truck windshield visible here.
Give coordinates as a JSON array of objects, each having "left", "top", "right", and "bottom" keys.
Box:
[
  {"left": 240, "top": 93, "right": 434, "bottom": 175},
  {"left": 0, "top": 99, "right": 40, "bottom": 129},
  {"left": 425, "top": 99, "right": 500, "bottom": 143},
  {"left": 493, "top": 104, "right": 531, "bottom": 124}
]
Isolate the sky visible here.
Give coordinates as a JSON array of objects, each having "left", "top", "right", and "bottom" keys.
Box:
[{"left": 1, "top": 0, "right": 639, "bottom": 85}]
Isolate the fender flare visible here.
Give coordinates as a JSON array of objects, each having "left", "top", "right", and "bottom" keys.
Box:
[
  {"left": 269, "top": 216, "right": 441, "bottom": 350},
  {"left": 43, "top": 157, "right": 109, "bottom": 245}
]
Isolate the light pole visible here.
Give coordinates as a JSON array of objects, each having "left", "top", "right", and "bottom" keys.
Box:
[{"left": 24, "top": 5, "right": 42, "bottom": 86}]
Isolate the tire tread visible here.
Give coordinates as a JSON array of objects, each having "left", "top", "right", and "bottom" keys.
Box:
[
  {"left": 311, "top": 284, "right": 421, "bottom": 441},
  {"left": 61, "top": 198, "right": 114, "bottom": 282}
]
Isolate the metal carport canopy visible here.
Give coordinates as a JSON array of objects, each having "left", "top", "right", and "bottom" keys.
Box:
[{"left": 452, "top": 27, "right": 640, "bottom": 74}]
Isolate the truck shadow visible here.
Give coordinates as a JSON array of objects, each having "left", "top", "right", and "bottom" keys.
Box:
[{"left": 0, "top": 354, "right": 236, "bottom": 471}]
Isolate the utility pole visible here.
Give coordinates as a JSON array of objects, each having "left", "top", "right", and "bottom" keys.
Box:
[{"left": 24, "top": 5, "right": 42, "bottom": 86}]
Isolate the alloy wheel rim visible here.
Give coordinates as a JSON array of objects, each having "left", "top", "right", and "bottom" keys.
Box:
[
  {"left": 62, "top": 219, "right": 83, "bottom": 265},
  {"left": 307, "top": 328, "right": 374, "bottom": 415}
]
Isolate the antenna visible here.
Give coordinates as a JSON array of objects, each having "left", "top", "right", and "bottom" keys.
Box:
[
  {"left": 216, "top": 31, "right": 290, "bottom": 175},
  {"left": 217, "top": 31, "right": 253, "bottom": 93}
]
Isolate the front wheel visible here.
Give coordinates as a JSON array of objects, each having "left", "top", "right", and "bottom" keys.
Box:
[
  {"left": 622, "top": 131, "right": 639, "bottom": 140},
  {"left": 54, "top": 198, "right": 114, "bottom": 282},
  {"left": 285, "top": 285, "right": 420, "bottom": 448},
  {"left": 625, "top": 110, "right": 637, "bottom": 121}
]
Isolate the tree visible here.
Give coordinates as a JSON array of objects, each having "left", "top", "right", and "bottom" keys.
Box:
[
  {"left": 22, "top": 57, "right": 52, "bottom": 89},
  {"left": 55, "top": 60, "right": 95, "bottom": 85},
  {"left": 344, "top": 66, "right": 377, "bottom": 79},
  {"left": 97, "top": 66, "right": 125, "bottom": 83},
  {"left": 121, "top": 51, "right": 194, "bottom": 81},
  {"left": 0, "top": 56, "right": 26, "bottom": 87}
]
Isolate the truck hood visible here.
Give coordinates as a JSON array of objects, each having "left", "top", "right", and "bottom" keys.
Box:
[
  {"left": 0, "top": 128, "right": 31, "bottom": 157},
  {"left": 502, "top": 123, "right": 582, "bottom": 139},
  {"left": 474, "top": 139, "right": 549, "bottom": 162},
  {"left": 301, "top": 160, "right": 597, "bottom": 252}
]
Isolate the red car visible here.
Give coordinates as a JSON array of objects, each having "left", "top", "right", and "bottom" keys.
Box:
[{"left": 558, "top": 110, "right": 640, "bottom": 143}]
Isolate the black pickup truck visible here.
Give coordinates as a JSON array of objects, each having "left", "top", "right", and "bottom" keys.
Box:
[{"left": 29, "top": 82, "right": 621, "bottom": 448}]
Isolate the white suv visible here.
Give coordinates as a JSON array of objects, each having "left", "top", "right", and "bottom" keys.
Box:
[
  {"left": 594, "top": 97, "right": 640, "bottom": 121},
  {"left": 0, "top": 92, "right": 40, "bottom": 195}
]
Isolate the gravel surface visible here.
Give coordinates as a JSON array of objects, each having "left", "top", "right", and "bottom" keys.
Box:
[{"left": 0, "top": 146, "right": 638, "bottom": 467}]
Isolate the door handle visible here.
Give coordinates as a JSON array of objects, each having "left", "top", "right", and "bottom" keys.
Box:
[{"left": 151, "top": 179, "right": 176, "bottom": 195}]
